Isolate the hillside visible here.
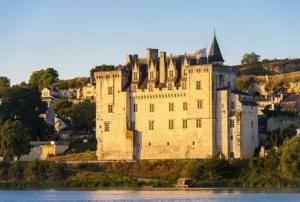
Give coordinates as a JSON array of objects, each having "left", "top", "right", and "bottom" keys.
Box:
[{"left": 237, "top": 58, "right": 300, "bottom": 76}]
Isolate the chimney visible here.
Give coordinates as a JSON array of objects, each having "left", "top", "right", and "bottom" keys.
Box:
[
  {"left": 159, "top": 52, "right": 166, "bottom": 84},
  {"left": 147, "top": 48, "right": 158, "bottom": 64}
]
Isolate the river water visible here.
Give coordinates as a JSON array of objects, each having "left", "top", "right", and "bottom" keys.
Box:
[{"left": 0, "top": 190, "right": 300, "bottom": 202}]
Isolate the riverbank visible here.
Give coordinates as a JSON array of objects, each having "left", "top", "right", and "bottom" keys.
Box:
[{"left": 1, "top": 158, "right": 300, "bottom": 190}]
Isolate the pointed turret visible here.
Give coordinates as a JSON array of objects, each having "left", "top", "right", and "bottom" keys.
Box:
[{"left": 208, "top": 31, "right": 224, "bottom": 64}]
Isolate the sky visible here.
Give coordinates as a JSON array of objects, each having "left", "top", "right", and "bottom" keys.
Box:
[{"left": 0, "top": 0, "right": 299, "bottom": 84}]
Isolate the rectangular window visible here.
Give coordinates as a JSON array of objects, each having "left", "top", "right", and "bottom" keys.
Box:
[
  {"left": 183, "top": 102, "right": 188, "bottom": 111},
  {"left": 196, "top": 118, "right": 202, "bottom": 128},
  {"left": 104, "top": 122, "right": 110, "bottom": 132},
  {"left": 168, "top": 83, "right": 172, "bottom": 90},
  {"left": 131, "top": 121, "right": 135, "bottom": 130},
  {"left": 149, "top": 84, "right": 154, "bottom": 91},
  {"left": 169, "top": 120, "right": 174, "bottom": 129},
  {"left": 108, "top": 104, "right": 113, "bottom": 113},
  {"left": 149, "top": 120, "right": 154, "bottom": 130},
  {"left": 133, "top": 72, "right": 138, "bottom": 80},
  {"left": 150, "top": 72, "right": 154, "bottom": 79},
  {"left": 196, "top": 81, "right": 201, "bottom": 90},
  {"left": 108, "top": 87, "right": 113, "bottom": 95},
  {"left": 251, "top": 120, "right": 254, "bottom": 129},
  {"left": 169, "top": 103, "right": 174, "bottom": 111},
  {"left": 150, "top": 104, "right": 154, "bottom": 112},
  {"left": 169, "top": 70, "right": 174, "bottom": 78},
  {"left": 133, "top": 104, "right": 138, "bottom": 112},
  {"left": 230, "top": 120, "right": 234, "bottom": 128},
  {"left": 182, "top": 119, "right": 187, "bottom": 129},
  {"left": 197, "top": 100, "right": 203, "bottom": 109},
  {"left": 182, "top": 82, "right": 187, "bottom": 90},
  {"left": 231, "top": 101, "right": 235, "bottom": 110}
]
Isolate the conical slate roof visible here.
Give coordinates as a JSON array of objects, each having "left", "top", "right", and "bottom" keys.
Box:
[{"left": 208, "top": 32, "right": 224, "bottom": 63}]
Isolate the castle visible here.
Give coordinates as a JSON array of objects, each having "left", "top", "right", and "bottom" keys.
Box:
[{"left": 94, "top": 34, "right": 258, "bottom": 160}]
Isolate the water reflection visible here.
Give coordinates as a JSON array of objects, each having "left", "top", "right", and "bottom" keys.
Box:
[{"left": 0, "top": 189, "right": 300, "bottom": 202}]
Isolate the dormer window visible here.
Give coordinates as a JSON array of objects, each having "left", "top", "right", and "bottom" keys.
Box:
[
  {"left": 133, "top": 72, "right": 138, "bottom": 80},
  {"left": 149, "top": 84, "right": 154, "bottom": 92},
  {"left": 183, "top": 69, "right": 187, "bottom": 77},
  {"left": 169, "top": 70, "right": 174, "bottom": 78},
  {"left": 150, "top": 72, "right": 155, "bottom": 80}
]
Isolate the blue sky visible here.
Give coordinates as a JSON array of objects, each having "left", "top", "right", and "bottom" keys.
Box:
[{"left": 0, "top": 0, "right": 299, "bottom": 84}]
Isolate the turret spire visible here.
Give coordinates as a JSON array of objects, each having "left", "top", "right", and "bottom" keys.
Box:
[{"left": 208, "top": 30, "right": 224, "bottom": 64}]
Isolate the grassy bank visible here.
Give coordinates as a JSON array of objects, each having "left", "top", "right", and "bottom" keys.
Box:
[{"left": 1, "top": 157, "right": 300, "bottom": 190}]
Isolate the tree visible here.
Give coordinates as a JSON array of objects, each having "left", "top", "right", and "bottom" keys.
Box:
[
  {"left": 8, "top": 161, "right": 24, "bottom": 181},
  {"left": 241, "top": 52, "right": 261, "bottom": 65},
  {"left": 71, "top": 100, "right": 96, "bottom": 132},
  {"left": 0, "top": 76, "right": 10, "bottom": 98},
  {"left": 52, "top": 98, "right": 73, "bottom": 120},
  {"left": 25, "top": 159, "right": 48, "bottom": 182},
  {"left": 0, "top": 76, "right": 10, "bottom": 89},
  {"left": 0, "top": 86, "right": 50, "bottom": 140},
  {"left": 90, "top": 65, "right": 115, "bottom": 82},
  {"left": 280, "top": 136, "right": 300, "bottom": 179},
  {"left": 0, "top": 120, "right": 31, "bottom": 160},
  {"left": 29, "top": 68, "right": 59, "bottom": 90}
]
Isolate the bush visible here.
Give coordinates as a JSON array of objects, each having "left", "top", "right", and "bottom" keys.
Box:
[{"left": 25, "top": 159, "right": 48, "bottom": 182}]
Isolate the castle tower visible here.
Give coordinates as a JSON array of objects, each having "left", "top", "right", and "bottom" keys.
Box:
[{"left": 208, "top": 31, "right": 224, "bottom": 64}]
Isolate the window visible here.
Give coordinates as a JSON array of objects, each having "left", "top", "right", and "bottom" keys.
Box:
[
  {"left": 218, "top": 74, "right": 224, "bottom": 87},
  {"left": 169, "top": 70, "right": 174, "bottom": 77},
  {"left": 169, "top": 120, "right": 174, "bottom": 129},
  {"left": 168, "top": 83, "right": 172, "bottom": 90},
  {"left": 182, "top": 82, "right": 187, "bottom": 90},
  {"left": 108, "top": 87, "right": 113, "bottom": 95},
  {"left": 150, "top": 71, "right": 154, "bottom": 79},
  {"left": 133, "top": 72, "right": 138, "bottom": 80},
  {"left": 131, "top": 85, "right": 136, "bottom": 92},
  {"left": 149, "top": 84, "right": 154, "bottom": 91},
  {"left": 231, "top": 101, "right": 235, "bottom": 110},
  {"left": 150, "top": 104, "right": 154, "bottom": 112},
  {"left": 104, "top": 122, "right": 110, "bottom": 132},
  {"left": 230, "top": 136, "right": 233, "bottom": 141},
  {"left": 182, "top": 119, "right": 187, "bottom": 129},
  {"left": 131, "top": 121, "right": 135, "bottom": 130},
  {"left": 196, "top": 81, "right": 201, "bottom": 90},
  {"left": 251, "top": 120, "right": 254, "bottom": 129},
  {"left": 133, "top": 104, "right": 138, "bottom": 112},
  {"left": 197, "top": 100, "right": 203, "bottom": 109},
  {"left": 196, "top": 118, "right": 202, "bottom": 128},
  {"left": 169, "top": 103, "right": 174, "bottom": 111},
  {"left": 230, "top": 120, "right": 234, "bottom": 128},
  {"left": 183, "top": 69, "right": 187, "bottom": 76},
  {"left": 149, "top": 120, "right": 154, "bottom": 130},
  {"left": 183, "top": 102, "right": 188, "bottom": 111},
  {"left": 108, "top": 104, "right": 113, "bottom": 113},
  {"left": 228, "top": 81, "right": 231, "bottom": 88}
]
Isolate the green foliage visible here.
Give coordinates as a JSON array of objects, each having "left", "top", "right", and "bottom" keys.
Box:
[
  {"left": 267, "top": 127, "right": 297, "bottom": 148},
  {"left": 241, "top": 52, "right": 261, "bottom": 65},
  {"left": 0, "top": 76, "right": 10, "bottom": 88},
  {"left": 71, "top": 100, "right": 95, "bottom": 132},
  {"left": 8, "top": 161, "right": 24, "bottom": 181},
  {"left": 0, "top": 120, "right": 31, "bottom": 160},
  {"left": 65, "top": 138, "right": 97, "bottom": 154},
  {"left": 280, "top": 136, "right": 300, "bottom": 179},
  {"left": 25, "top": 159, "right": 48, "bottom": 182},
  {"left": 52, "top": 98, "right": 73, "bottom": 120},
  {"left": 90, "top": 65, "right": 115, "bottom": 82},
  {"left": 53, "top": 77, "right": 89, "bottom": 90},
  {"left": 48, "top": 163, "right": 67, "bottom": 181},
  {"left": 29, "top": 68, "right": 59, "bottom": 90},
  {"left": 0, "top": 86, "right": 51, "bottom": 140}
]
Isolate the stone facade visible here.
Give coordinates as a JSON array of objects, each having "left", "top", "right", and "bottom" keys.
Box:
[{"left": 94, "top": 35, "right": 258, "bottom": 160}]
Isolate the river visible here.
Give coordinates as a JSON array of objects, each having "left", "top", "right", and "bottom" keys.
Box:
[{"left": 1, "top": 189, "right": 300, "bottom": 201}]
